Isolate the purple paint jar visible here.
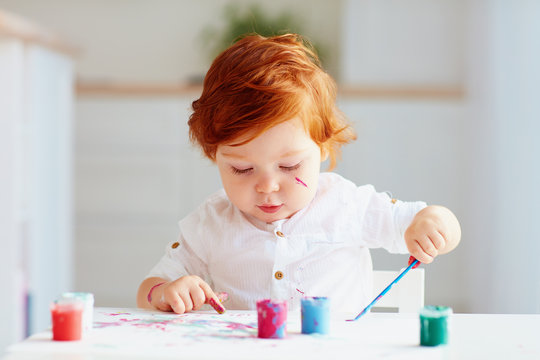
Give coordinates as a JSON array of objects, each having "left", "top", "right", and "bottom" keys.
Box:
[{"left": 256, "top": 299, "right": 287, "bottom": 339}]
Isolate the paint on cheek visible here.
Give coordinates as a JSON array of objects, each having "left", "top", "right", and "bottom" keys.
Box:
[
  {"left": 256, "top": 299, "right": 287, "bottom": 339},
  {"left": 295, "top": 177, "right": 308, "bottom": 187}
]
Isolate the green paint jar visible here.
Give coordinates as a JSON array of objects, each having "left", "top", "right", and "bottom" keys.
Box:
[{"left": 419, "top": 305, "right": 452, "bottom": 346}]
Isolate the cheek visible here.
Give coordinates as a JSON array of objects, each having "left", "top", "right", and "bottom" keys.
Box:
[{"left": 224, "top": 178, "right": 254, "bottom": 205}]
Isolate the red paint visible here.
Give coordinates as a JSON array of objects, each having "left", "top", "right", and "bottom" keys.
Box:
[
  {"left": 50, "top": 301, "right": 84, "bottom": 341},
  {"left": 209, "top": 298, "right": 225, "bottom": 314},
  {"left": 256, "top": 299, "right": 287, "bottom": 339},
  {"left": 408, "top": 256, "right": 420, "bottom": 269}
]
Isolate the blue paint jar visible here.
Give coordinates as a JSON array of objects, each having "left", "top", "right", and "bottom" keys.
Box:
[{"left": 301, "top": 296, "right": 330, "bottom": 335}]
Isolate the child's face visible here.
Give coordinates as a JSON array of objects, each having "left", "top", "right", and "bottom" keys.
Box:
[{"left": 216, "top": 117, "right": 324, "bottom": 223}]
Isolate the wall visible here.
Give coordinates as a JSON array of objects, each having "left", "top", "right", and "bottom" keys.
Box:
[
  {"left": 340, "top": 0, "right": 467, "bottom": 310},
  {"left": 463, "top": 0, "right": 540, "bottom": 313},
  {"left": 0, "top": 0, "right": 343, "bottom": 81},
  {"left": 74, "top": 96, "right": 221, "bottom": 306},
  {"left": 0, "top": 38, "right": 26, "bottom": 355}
]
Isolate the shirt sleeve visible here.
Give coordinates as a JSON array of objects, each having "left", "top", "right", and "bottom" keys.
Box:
[
  {"left": 145, "top": 232, "right": 210, "bottom": 283},
  {"left": 356, "top": 184, "right": 427, "bottom": 253}
]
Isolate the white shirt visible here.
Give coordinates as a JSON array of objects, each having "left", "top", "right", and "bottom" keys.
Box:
[{"left": 147, "top": 172, "right": 426, "bottom": 314}]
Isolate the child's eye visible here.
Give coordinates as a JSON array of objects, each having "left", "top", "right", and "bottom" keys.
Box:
[
  {"left": 280, "top": 163, "right": 301, "bottom": 172},
  {"left": 231, "top": 166, "right": 253, "bottom": 175}
]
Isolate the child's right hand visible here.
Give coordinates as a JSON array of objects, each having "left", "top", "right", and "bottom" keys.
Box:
[{"left": 150, "top": 275, "right": 224, "bottom": 314}]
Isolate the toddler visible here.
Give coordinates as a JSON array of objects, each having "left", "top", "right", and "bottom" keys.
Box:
[{"left": 136, "top": 34, "right": 461, "bottom": 314}]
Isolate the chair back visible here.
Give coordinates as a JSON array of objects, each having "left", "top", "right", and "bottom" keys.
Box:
[{"left": 372, "top": 268, "right": 425, "bottom": 312}]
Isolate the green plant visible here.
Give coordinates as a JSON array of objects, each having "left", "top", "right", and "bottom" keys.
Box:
[{"left": 200, "top": 3, "right": 325, "bottom": 64}]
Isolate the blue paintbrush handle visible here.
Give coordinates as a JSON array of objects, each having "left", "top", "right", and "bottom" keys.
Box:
[{"left": 348, "top": 258, "right": 420, "bottom": 321}]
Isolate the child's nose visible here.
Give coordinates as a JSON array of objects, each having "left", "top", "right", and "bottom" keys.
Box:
[{"left": 255, "top": 175, "right": 280, "bottom": 193}]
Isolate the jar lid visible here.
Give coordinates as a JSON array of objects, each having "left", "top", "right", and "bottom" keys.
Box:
[
  {"left": 301, "top": 296, "right": 330, "bottom": 307},
  {"left": 419, "top": 305, "right": 453, "bottom": 318},
  {"left": 62, "top": 292, "right": 94, "bottom": 301}
]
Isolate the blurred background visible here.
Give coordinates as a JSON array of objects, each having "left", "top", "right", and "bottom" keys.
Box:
[{"left": 1, "top": 0, "right": 539, "bottom": 354}]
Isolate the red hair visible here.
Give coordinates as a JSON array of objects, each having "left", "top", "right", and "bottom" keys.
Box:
[{"left": 189, "top": 33, "right": 356, "bottom": 170}]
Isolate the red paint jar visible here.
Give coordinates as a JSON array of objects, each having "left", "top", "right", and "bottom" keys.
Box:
[
  {"left": 50, "top": 300, "right": 84, "bottom": 341},
  {"left": 256, "top": 299, "right": 287, "bottom": 339}
]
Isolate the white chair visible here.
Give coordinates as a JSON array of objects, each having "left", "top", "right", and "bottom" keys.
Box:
[{"left": 372, "top": 268, "right": 425, "bottom": 313}]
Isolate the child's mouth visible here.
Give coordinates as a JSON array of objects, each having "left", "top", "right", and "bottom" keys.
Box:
[{"left": 257, "top": 204, "right": 283, "bottom": 213}]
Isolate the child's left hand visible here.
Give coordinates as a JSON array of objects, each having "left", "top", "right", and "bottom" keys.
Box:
[{"left": 404, "top": 205, "right": 461, "bottom": 264}]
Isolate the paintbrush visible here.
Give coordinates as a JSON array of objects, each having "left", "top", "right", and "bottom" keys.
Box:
[{"left": 347, "top": 256, "right": 420, "bottom": 321}]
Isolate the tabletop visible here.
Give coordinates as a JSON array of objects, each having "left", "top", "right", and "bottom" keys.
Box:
[{"left": 4, "top": 307, "right": 540, "bottom": 360}]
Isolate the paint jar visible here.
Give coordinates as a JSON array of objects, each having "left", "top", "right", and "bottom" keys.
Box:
[
  {"left": 419, "top": 305, "right": 452, "bottom": 346},
  {"left": 61, "top": 292, "right": 94, "bottom": 333},
  {"left": 50, "top": 299, "right": 84, "bottom": 341},
  {"left": 256, "top": 299, "right": 287, "bottom": 339},
  {"left": 301, "top": 296, "right": 330, "bottom": 335}
]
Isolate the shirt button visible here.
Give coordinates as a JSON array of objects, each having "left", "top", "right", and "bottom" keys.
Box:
[
  {"left": 171, "top": 242, "right": 180, "bottom": 249},
  {"left": 274, "top": 271, "right": 284, "bottom": 280},
  {"left": 276, "top": 231, "right": 285, "bottom": 237},
  {"left": 391, "top": 198, "right": 397, "bottom": 204}
]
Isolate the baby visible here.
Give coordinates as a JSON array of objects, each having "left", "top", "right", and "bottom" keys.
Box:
[{"left": 136, "top": 33, "right": 461, "bottom": 314}]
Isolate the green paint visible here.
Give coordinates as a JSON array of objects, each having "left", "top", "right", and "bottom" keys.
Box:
[{"left": 419, "top": 305, "right": 452, "bottom": 346}]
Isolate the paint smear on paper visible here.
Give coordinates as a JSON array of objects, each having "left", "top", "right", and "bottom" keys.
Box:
[{"left": 94, "top": 310, "right": 257, "bottom": 339}]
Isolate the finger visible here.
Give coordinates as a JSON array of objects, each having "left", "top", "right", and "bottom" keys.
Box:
[
  {"left": 417, "top": 236, "right": 438, "bottom": 258},
  {"left": 199, "top": 282, "right": 226, "bottom": 314},
  {"left": 168, "top": 292, "right": 186, "bottom": 314},
  {"left": 208, "top": 297, "right": 226, "bottom": 314},
  {"left": 190, "top": 287, "right": 206, "bottom": 311},
  {"left": 157, "top": 303, "right": 173, "bottom": 312},
  {"left": 155, "top": 292, "right": 173, "bottom": 312},
  {"left": 412, "top": 240, "right": 434, "bottom": 264},
  {"left": 179, "top": 290, "right": 194, "bottom": 312},
  {"left": 429, "top": 231, "right": 446, "bottom": 250}
]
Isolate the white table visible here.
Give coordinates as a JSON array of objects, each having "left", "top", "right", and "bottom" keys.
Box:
[{"left": 4, "top": 308, "right": 540, "bottom": 360}]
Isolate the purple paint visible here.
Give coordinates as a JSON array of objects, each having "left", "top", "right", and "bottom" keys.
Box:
[
  {"left": 295, "top": 177, "right": 308, "bottom": 187},
  {"left": 256, "top": 299, "right": 287, "bottom": 339}
]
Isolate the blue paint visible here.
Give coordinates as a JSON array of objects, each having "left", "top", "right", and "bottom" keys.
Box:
[{"left": 301, "top": 297, "right": 330, "bottom": 335}]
